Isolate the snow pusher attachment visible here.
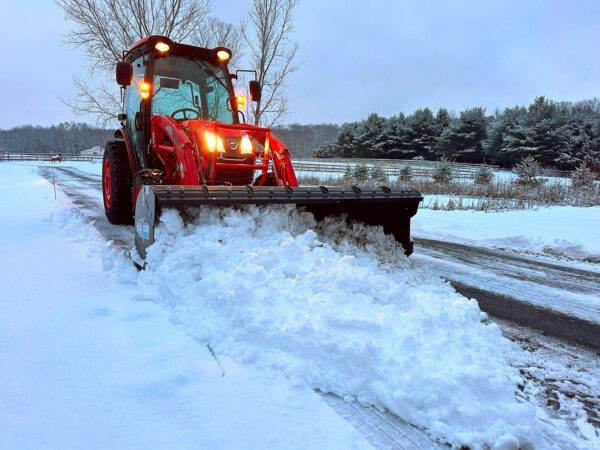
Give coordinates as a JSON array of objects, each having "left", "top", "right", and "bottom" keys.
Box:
[
  {"left": 134, "top": 184, "right": 422, "bottom": 258},
  {"left": 103, "top": 35, "right": 422, "bottom": 259}
]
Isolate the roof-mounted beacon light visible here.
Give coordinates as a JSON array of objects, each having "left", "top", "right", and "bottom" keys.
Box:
[
  {"left": 155, "top": 42, "right": 170, "bottom": 52},
  {"left": 214, "top": 47, "right": 232, "bottom": 63}
]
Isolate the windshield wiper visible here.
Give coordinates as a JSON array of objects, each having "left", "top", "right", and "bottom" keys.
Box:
[{"left": 190, "top": 57, "right": 230, "bottom": 95}]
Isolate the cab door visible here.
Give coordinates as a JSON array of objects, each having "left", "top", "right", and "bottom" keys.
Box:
[{"left": 123, "top": 55, "right": 147, "bottom": 169}]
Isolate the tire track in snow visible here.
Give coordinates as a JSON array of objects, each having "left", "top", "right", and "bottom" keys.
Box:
[
  {"left": 38, "top": 166, "right": 134, "bottom": 250},
  {"left": 412, "top": 238, "right": 600, "bottom": 351}
]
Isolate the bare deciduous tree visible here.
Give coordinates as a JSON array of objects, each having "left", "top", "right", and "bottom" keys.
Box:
[
  {"left": 56, "top": 0, "right": 211, "bottom": 125},
  {"left": 68, "top": 76, "right": 122, "bottom": 128},
  {"left": 243, "top": 0, "right": 299, "bottom": 127},
  {"left": 195, "top": 16, "right": 246, "bottom": 68}
]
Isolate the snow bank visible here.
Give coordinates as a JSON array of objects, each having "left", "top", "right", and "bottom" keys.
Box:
[
  {"left": 413, "top": 205, "right": 600, "bottom": 263},
  {"left": 139, "top": 205, "right": 541, "bottom": 448}
]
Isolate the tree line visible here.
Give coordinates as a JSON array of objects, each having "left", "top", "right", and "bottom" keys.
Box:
[
  {"left": 271, "top": 123, "right": 340, "bottom": 158},
  {"left": 316, "top": 96, "right": 600, "bottom": 169},
  {"left": 3, "top": 96, "right": 600, "bottom": 169},
  {"left": 0, "top": 122, "right": 335, "bottom": 157},
  {"left": 0, "top": 123, "right": 112, "bottom": 155}
]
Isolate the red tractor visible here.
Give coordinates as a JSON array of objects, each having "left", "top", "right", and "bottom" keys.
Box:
[{"left": 102, "top": 36, "right": 422, "bottom": 258}]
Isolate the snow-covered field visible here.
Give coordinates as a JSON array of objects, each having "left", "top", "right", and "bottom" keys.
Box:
[
  {"left": 1, "top": 161, "right": 598, "bottom": 448},
  {"left": 413, "top": 204, "right": 600, "bottom": 264}
]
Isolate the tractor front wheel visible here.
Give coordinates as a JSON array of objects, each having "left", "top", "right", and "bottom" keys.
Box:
[{"left": 103, "top": 141, "right": 133, "bottom": 224}]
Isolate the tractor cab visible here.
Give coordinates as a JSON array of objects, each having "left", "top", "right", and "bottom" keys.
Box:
[{"left": 115, "top": 35, "right": 261, "bottom": 184}]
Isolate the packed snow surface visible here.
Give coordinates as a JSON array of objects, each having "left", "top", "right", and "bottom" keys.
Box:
[
  {"left": 0, "top": 163, "right": 370, "bottom": 449},
  {"left": 413, "top": 205, "right": 600, "bottom": 263},
  {"left": 138, "top": 205, "right": 541, "bottom": 447}
]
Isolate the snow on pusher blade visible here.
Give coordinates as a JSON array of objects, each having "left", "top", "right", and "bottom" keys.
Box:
[{"left": 134, "top": 184, "right": 423, "bottom": 259}]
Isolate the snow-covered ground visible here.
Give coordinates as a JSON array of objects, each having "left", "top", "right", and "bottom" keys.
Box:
[
  {"left": 413, "top": 205, "right": 600, "bottom": 264},
  {"left": 1, "top": 161, "right": 599, "bottom": 448},
  {"left": 0, "top": 163, "right": 370, "bottom": 449}
]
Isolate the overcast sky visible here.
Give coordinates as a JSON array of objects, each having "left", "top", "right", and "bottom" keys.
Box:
[{"left": 2, "top": 0, "right": 599, "bottom": 128}]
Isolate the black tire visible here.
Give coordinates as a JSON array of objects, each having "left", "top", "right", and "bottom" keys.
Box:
[{"left": 103, "top": 141, "right": 133, "bottom": 224}]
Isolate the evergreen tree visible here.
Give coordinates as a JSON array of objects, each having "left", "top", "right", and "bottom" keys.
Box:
[
  {"left": 335, "top": 122, "right": 360, "bottom": 158},
  {"left": 386, "top": 113, "right": 412, "bottom": 159},
  {"left": 435, "top": 108, "right": 451, "bottom": 134},
  {"left": 570, "top": 161, "right": 596, "bottom": 190},
  {"left": 498, "top": 106, "right": 531, "bottom": 165},
  {"left": 513, "top": 156, "right": 541, "bottom": 185},
  {"left": 406, "top": 108, "right": 437, "bottom": 159},
  {"left": 526, "top": 96, "right": 569, "bottom": 166},
  {"left": 436, "top": 107, "right": 486, "bottom": 162},
  {"left": 453, "top": 107, "right": 488, "bottom": 163},
  {"left": 355, "top": 113, "right": 387, "bottom": 157}
]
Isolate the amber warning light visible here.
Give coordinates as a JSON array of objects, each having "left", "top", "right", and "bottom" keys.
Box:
[
  {"left": 139, "top": 82, "right": 151, "bottom": 99},
  {"left": 236, "top": 95, "right": 246, "bottom": 110},
  {"left": 155, "top": 42, "right": 170, "bottom": 52},
  {"left": 217, "top": 50, "right": 230, "bottom": 62}
]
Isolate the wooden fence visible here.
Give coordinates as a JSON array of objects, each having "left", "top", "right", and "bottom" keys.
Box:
[
  {"left": 1, "top": 153, "right": 573, "bottom": 179},
  {"left": 293, "top": 159, "right": 500, "bottom": 180},
  {"left": 0, "top": 153, "right": 103, "bottom": 162}
]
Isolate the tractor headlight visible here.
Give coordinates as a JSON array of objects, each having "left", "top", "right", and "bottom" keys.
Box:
[
  {"left": 204, "top": 131, "right": 225, "bottom": 152},
  {"left": 240, "top": 135, "right": 253, "bottom": 154}
]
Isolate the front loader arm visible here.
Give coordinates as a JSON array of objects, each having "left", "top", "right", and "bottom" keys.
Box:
[
  {"left": 251, "top": 130, "right": 298, "bottom": 187},
  {"left": 150, "top": 115, "right": 202, "bottom": 185}
]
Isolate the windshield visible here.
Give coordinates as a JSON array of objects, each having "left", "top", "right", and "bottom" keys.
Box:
[{"left": 151, "top": 55, "right": 235, "bottom": 123}]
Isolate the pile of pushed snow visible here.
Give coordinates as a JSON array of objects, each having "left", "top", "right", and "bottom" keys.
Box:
[
  {"left": 413, "top": 205, "right": 600, "bottom": 263},
  {"left": 138, "top": 205, "right": 540, "bottom": 447}
]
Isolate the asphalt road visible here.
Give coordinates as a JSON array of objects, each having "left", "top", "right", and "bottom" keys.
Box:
[{"left": 412, "top": 237, "right": 600, "bottom": 350}]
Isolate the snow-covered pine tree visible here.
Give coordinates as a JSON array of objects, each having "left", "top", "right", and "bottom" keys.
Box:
[
  {"left": 570, "top": 162, "right": 596, "bottom": 190},
  {"left": 399, "top": 165, "right": 413, "bottom": 181},
  {"left": 473, "top": 165, "right": 494, "bottom": 184},
  {"left": 432, "top": 157, "right": 454, "bottom": 183},
  {"left": 368, "top": 165, "right": 389, "bottom": 183},
  {"left": 452, "top": 107, "right": 488, "bottom": 163},
  {"left": 314, "top": 142, "right": 335, "bottom": 158},
  {"left": 526, "top": 96, "right": 569, "bottom": 167},
  {"left": 335, "top": 123, "right": 360, "bottom": 158},
  {"left": 354, "top": 113, "right": 387, "bottom": 158},
  {"left": 406, "top": 108, "right": 438, "bottom": 160},
  {"left": 497, "top": 106, "right": 531, "bottom": 165},
  {"left": 353, "top": 164, "right": 369, "bottom": 181},
  {"left": 513, "top": 156, "right": 541, "bottom": 185}
]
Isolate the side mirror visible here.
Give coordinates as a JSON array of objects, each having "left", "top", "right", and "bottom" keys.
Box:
[
  {"left": 249, "top": 80, "right": 261, "bottom": 102},
  {"left": 116, "top": 62, "right": 133, "bottom": 86}
]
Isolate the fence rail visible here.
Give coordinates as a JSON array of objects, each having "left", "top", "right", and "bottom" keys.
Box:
[
  {"left": 1, "top": 153, "right": 573, "bottom": 179},
  {"left": 293, "top": 159, "right": 500, "bottom": 180},
  {"left": 0, "top": 153, "right": 103, "bottom": 162}
]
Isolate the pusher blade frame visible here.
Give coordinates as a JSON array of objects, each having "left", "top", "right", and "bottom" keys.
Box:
[{"left": 134, "top": 184, "right": 422, "bottom": 259}]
